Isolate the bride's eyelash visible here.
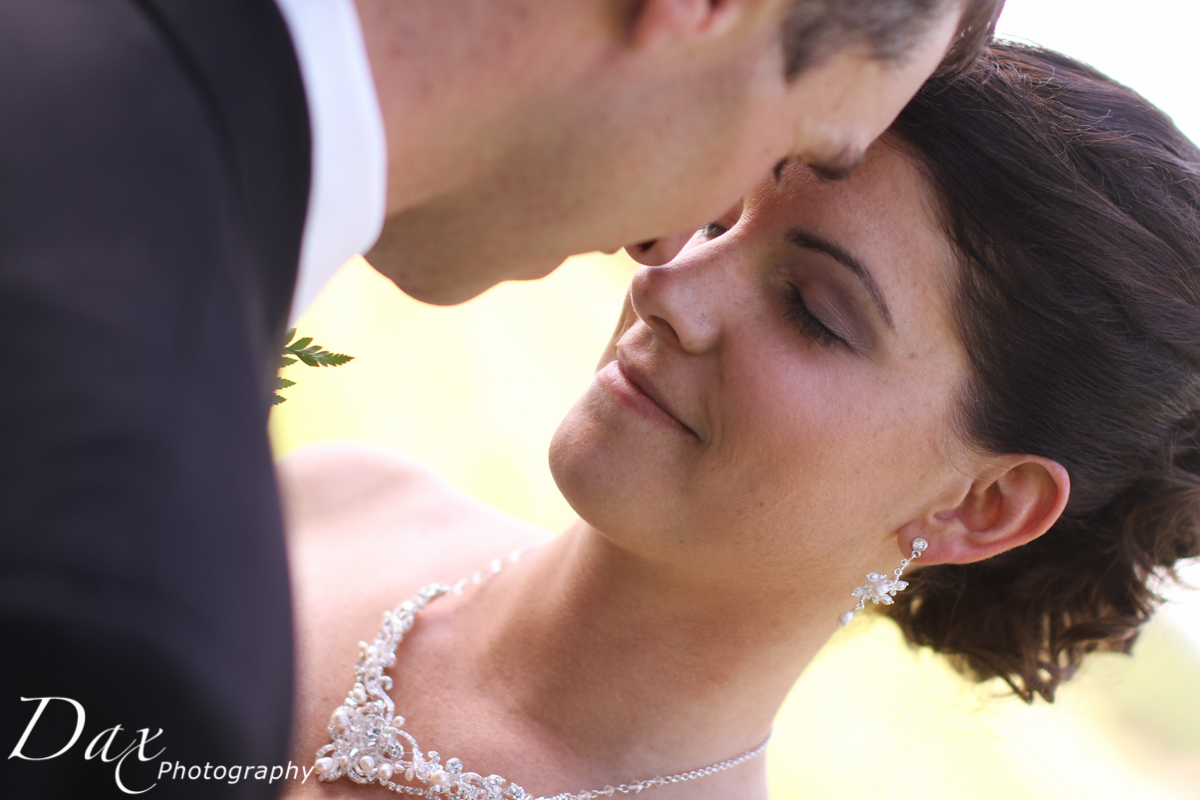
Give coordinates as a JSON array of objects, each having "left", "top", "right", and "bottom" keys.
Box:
[
  {"left": 699, "top": 222, "right": 840, "bottom": 348},
  {"left": 784, "top": 284, "right": 842, "bottom": 348}
]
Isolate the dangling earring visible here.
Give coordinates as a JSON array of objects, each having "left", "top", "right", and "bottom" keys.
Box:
[{"left": 837, "top": 538, "right": 927, "bottom": 628}]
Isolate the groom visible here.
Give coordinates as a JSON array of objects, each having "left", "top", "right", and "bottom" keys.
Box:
[{"left": 0, "top": 0, "right": 998, "bottom": 797}]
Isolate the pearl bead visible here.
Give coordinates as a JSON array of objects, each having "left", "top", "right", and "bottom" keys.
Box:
[
  {"left": 332, "top": 709, "right": 350, "bottom": 731},
  {"left": 359, "top": 755, "right": 376, "bottom": 774},
  {"left": 430, "top": 769, "right": 450, "bottom": 786},
  {"left": 378, "top": 762, "right": 394, "bottom": 781},
  {"left": 838, "top": 611, "right": 855, "bottom": 628},
  {"left": 869, "top": 580, "right": 891, "bottom": 600},
  {"left": 315, "top": 757, "right": 336, "bottom": 775},
  {"left": 351, "top": 684, "right": 368, "bottom": 705}
]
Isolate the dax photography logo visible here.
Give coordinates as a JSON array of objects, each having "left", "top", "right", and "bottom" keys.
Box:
[
  {"left": 8, "top": 697, "right": 164, "bottom": 794},
  {"left": 7, "top": 696, "right": 317, "bottom": 795}
]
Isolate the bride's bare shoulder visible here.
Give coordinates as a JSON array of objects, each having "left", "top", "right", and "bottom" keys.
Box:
[
  {"left": 278, "top": 440, "right": 551, "bottom": 582},
  {"left": 279, "top": 441, "right": 454, "bottom": 532},
  {"left": 278, "top": 442, "right": 554, "bottom": 798}
]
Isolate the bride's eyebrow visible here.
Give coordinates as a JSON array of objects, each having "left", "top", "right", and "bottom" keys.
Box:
[{"left": 785, "top": 228, "right": 893, "bottom": 328}]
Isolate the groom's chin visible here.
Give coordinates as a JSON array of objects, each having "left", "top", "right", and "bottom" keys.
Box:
[
  {"left": 364, "top": 257, "right": 487, "bottom": 307},
  {"left": 510, "top": 255, "right": 568, "bottom": 285},
  {"left": 366, "top": 250, "right": 566, "bottom": 307}
]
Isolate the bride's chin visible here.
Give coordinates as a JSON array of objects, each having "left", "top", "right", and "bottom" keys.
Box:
[
  {"left": 549, "top": 400, "right": 671, "bottom": 545},
  {"left": 549, "top": 407, "right": 618, "bottom": 526}
]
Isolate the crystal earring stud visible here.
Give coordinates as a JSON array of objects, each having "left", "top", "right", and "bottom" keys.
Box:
[{"left": 837, "top": 537, "right": 927, "bottom": 627}]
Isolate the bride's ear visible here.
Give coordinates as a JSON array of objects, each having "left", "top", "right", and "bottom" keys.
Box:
[
  {"left": 629, "top": 0, "right": 746, "bottom": 50},
  {"left": 916, "top": 456, "right": 1071, "bottom": 565}
]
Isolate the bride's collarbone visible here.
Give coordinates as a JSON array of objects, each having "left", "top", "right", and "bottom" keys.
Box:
[{"left": 284, "top": 449, "right": 557, "bottom": 795}]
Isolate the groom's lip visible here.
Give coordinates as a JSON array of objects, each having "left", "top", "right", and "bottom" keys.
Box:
[{"left": 606, "top": 358, "right": 700, "bottom": 440}]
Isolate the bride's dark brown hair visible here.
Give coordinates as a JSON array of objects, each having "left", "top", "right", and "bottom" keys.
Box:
[{"left": 882, "top": 42, "right": 1200, "bottom": 702}]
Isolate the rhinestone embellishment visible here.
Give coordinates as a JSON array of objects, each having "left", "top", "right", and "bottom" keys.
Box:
[
  {"left": 837, "top": 538, "right": 926, "bottom": 628},
  {"left": 314, "top": 552, "right": 770, "bottom": 799}
]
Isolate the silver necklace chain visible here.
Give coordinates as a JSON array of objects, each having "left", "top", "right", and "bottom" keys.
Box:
[{"left": 313, "top": 550, "right": 771, "bottom": 800}]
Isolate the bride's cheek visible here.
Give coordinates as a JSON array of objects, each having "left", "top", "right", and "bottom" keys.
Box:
[{"left": 595, "top": 295, "right": 639, "bottom": 370}]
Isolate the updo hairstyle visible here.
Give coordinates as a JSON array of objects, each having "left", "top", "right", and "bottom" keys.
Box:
[{"left": 883, "top": 42, "right": 1200, "bottom": 702}]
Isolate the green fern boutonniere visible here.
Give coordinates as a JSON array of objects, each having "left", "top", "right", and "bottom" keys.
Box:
[{"left": 272, "top": 327, "right": 355, "bottom": 405}]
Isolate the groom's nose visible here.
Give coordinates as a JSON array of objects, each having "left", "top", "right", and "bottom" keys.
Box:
[{"left": 623, "top": 231, "right": 695, "bottom": 266}]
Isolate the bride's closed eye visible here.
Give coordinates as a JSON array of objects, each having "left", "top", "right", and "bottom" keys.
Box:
[
  {"left": 699, "top": 221, "right": 845, "bottom": 348},
  {"left": 783, "top": 284, "right": 843, "bottom": 348}
]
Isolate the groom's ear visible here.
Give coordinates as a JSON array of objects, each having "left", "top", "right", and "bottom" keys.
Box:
[
  {"left": 914, "top": 456, "right": 1071, "bottom": 565},
  {"left": 629, "top": 0, "right": 751, "bottom": 50}
]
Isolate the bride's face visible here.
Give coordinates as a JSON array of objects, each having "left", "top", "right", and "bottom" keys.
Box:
[{"left": 550, "top": 140, "right": 973, "bottom": 594}]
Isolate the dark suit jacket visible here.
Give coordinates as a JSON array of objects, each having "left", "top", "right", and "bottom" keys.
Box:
[{"left": 0, "top": 0, "right": 310, "bottom": 796}]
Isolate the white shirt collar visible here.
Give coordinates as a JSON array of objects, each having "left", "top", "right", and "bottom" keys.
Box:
[{"left": 274, "top": 0, "right": 388, "bottom": 323}]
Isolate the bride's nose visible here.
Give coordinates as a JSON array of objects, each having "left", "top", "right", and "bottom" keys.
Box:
[{"left": 629, "top": 257, "right": 723, "bottom": 355}]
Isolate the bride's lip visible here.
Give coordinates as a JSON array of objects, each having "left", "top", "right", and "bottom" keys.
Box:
[{"left": 598, "top": 359, "right": 699, "bottom": 440}]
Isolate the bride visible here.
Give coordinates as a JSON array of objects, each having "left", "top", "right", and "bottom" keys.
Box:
[{"left": 280, "top": 43, "right": 1200, "bottom": 800}]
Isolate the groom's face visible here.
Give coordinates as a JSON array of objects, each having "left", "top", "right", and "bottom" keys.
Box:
[{"left": 369, "top": 1, "right": 963, "bottom": 306}]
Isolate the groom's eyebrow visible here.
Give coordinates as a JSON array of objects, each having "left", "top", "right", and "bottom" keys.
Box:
[
  {"left": 773, "top": 147, "right": 867, "bottom": 184},
  {"left": 785, "top": 228, "right": 893, "bottom": 328},
  {"left": 809, "top": 147, "right": 866, "bottom": 182}
]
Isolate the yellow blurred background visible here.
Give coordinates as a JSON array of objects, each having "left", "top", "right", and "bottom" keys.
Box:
[{"left": 274, "top": 253, "right": 1200, "bottom": 800}]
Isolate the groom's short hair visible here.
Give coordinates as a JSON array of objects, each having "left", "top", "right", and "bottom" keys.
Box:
[{"left": 782, "top": 0, "right": 1004, "bottom": 78}]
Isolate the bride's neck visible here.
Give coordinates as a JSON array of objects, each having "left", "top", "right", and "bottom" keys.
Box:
[{"left": 440, "top": 521, "right": 832, "bottom": 782}]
